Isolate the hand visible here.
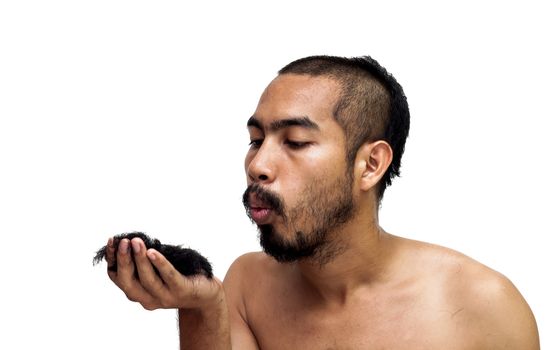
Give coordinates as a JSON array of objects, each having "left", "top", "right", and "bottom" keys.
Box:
[{"left": 105, "top": 237, "right": 223, "bottom": 311}]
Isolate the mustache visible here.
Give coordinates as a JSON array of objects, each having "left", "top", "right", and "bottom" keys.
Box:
[{"left": 242, "top": 183, "right": 286, "bottom": 220}]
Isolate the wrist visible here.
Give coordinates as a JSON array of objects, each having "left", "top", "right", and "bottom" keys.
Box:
[
  {"left": 179, "top": 278, "right": 226, "bottom": 317},
  {"left": 178, "top": 284, "right": 230, "bottom": 349}
]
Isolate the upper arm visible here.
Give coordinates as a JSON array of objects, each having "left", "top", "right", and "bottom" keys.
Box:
[
  {"left": 469, "top": 273, "right": 540, "bottom": 349},
  {"left": 223, "top": 253, "right": 261, "bottom": 350}
]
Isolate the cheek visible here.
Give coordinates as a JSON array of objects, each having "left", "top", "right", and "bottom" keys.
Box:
[
  {"left": 299, "top": 147, "right": 347, "bottom": 179},
  {"left": 283, "top": 169, "right": 324, "bottom": 205}
]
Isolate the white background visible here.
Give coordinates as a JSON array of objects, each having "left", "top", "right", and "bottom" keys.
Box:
[{"left": 1, "top": 1, "right": 548, "bottom": 349}]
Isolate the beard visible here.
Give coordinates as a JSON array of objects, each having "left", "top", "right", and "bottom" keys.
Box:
[{"left": 242, "top": 171, "right": 356, "bottom": 265}]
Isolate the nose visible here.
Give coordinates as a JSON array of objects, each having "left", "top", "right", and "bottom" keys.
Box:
[{"left": 246, "top": 141, "right": 276, "bottom": 184}]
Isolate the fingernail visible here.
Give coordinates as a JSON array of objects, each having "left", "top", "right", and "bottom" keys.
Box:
[
  {"left": 131, "top": 239, "right": 141, "bottom": 254},
  {"left": 119, "top": 239, "right": 129, "bottom": 254},
  {"left": 147, "top": 250, "right": 156, "bottom": 261}
]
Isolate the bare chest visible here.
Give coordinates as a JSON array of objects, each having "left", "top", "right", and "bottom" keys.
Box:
[{"left": 247, "top": 290, "right": 472, "bottom": 350}]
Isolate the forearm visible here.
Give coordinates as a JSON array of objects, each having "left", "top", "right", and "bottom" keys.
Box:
[{"left": 178, "top": 291, "right": 231, "bottom": 350}]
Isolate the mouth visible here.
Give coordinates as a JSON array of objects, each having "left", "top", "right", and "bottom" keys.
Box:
[
  {"left": 249, "top": 207, "right": 273, "bottom": 224},
  {"left": 243, "top": 184, "right": 285, "bottom": 225},
  {"left": 247, "top": 192, "right": 275, "bottom": 224}
]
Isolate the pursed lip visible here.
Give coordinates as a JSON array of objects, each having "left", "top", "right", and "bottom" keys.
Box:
[
  {"left": 249, "top": 207, "right": 272, "bottom": 224},
  {"left": 248, "top": 194, "right": 273, "bottom": 224}
]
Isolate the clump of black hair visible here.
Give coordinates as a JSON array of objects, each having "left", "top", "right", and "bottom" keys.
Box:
[{"left": 93, "top": 232, "right": 213, "bottom": 279}]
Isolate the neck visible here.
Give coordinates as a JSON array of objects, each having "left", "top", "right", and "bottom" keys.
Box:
[{"left": 294, "top": 209, "right": 398, "bottom": 306}]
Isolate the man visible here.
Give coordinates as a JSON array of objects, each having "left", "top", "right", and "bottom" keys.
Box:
[{"left": 105, "top": 55, "right": 540, "bottom": 349}]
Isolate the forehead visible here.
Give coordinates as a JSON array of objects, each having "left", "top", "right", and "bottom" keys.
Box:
[{"left": 252, "top": 74, "right": 341, "bottom": 128}]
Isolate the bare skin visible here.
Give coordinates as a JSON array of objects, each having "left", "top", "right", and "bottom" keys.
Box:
[
  {"left": 225, "top": 240, "right": 539, "bottom": 349},
  {"left": 107, "top": 74, "right": 539, "bottom": 349}
]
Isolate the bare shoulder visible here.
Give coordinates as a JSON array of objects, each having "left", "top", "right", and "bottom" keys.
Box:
[
  {"left": 399, "top": 237, "right": 540, "bottom": 349},
  {"left": 222, "top": 252, "right": 278, "bottom": 350},
  {"left": 445, "top": 251, "right": 539, "bottom": 349},
  {"left": 223, "top": 251, "right": 279, "bottom": 287},
  {"left": 223, "top": 251, "right": 282, "bottom": 309}
]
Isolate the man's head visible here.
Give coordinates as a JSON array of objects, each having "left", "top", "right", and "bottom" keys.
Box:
[
  {"left": 279, "top": 55, "right": 410, "bottom": 200},
  {"left": 242, "top": 55, "right": 410, "bottom": 264}
]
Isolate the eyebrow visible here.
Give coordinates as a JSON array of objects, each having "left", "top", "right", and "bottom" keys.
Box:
[{"left": 247, "top": 116, "right": 320, "bottom": 132}]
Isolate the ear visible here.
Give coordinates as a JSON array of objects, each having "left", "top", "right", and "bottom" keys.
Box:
[{"left": 354, "top": 141, "right": 393, "bottom": 192}]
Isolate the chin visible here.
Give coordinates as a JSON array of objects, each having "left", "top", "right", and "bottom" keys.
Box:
[{"left": 258, "top": 224, "right": 317, "bottom": 263}]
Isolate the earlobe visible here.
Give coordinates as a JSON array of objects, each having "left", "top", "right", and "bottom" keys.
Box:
[{"left": 356, "top": 141, "right": 393, "bottom": 192}]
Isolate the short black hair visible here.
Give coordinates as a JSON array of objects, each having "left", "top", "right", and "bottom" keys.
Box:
[{"left": 279, "top": 55, "right": 410, "bottom": 200}]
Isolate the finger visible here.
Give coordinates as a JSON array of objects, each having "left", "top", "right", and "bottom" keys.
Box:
[
  {"left": 110, "top": 238, "right": 159, "bottom": 306},
  {"left": 131, "top": 238, "right": 168, "bottom": 298},
  {"left": 105, "top": 237, "right": 116, "bottom": 269},
  {"left": 114, "top": 239, "right": 136, "bottom": 287},
  {"left": 147, "top": 249, "right": 183, "bottom": 289}
]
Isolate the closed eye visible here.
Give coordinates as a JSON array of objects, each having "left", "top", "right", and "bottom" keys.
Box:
[{"left": 285, "top": 140, "right": 311, "bottom": 150}]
